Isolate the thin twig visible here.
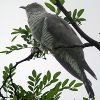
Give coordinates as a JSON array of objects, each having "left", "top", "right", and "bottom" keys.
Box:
[
  {"left": 55, "top": 0, "right": 100, "bottom": 51},
  {"left": 0, "top": 92, "right": 5, "bottom": 98},
  {"left": 54, "top": 42, "right": 100, "bottom": 50}
]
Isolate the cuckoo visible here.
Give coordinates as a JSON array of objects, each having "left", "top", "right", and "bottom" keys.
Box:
[{"left": 20, "top": 3, "right": 97, "bottom": 98}]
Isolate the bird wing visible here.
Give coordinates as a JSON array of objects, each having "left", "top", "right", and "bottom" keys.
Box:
[
  {"left": 46, "top": 14, "right": 83, "bottom": 47},
  {"left": 45, "top": 14, "right": 84, "bottom": 80},
  {"left": 46, "top": 14, "right": 97, "bottom": 80}
]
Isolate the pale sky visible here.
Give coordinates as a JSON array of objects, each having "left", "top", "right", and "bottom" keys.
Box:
[{"left": 0, "top": 0, "right": 100, "bottom": 100}]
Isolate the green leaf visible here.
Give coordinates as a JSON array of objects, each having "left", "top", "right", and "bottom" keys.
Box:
[
  {"left": 69, "top": 80, "right": 76, "bottom": 87},
  {"left": 64, "top": 11, "right": 71, "bottom": 22},
  {"left": 36, "top": 73, "right": 42, "bottom": 79},
  {"left": 11, "top": 72, "right": 15, "bottom": 77},
  {"left": 53, "top": 72, "right": 61, "bottom": 79},
  {"left": 70, "top": 88, "right": 78, "bottom": 91},
  {"left": 8, "top": 86, "right": 14, "bottom": 91},
  {"left": 55, "top": 82, "right": 61, "bottom": 89},
  {"left": 39, "top": 81, "right": 43, "bottom": 89},
  {"left": 28, "top": 81, "right": 34, "bottom": 86},
  {"left": 45, "top": 3, "right": 55, "bottom": 12},
  {"left": 0, "top": 51, "right": 7, "bottom": 54},
  {"left": 9, "top": 63, "right": 13, "bottom": 69},
  {"left": 47, "top": 71, "right": 51, "bottom": 81},
  {"left": 62, "top": 79, "right": 69, "bottom": 87},
  {"left": 83, "top": 97, "right": 89, "bottom": 100},
  {"left": 43, "top": 75, "right": 47, "bottom": 85},
  {"left": 53, "top": 82, "right": 62, "bottom": 95},
  {"left": 59, "top": 86, "right": 69, "bottom": 91},
  {"left": 6, "top": 45, "right": 18, "bottom": 51},
  {"left": 6, "top": 46, "right": 12, "bottom": 50},
  {"left": 16, "top": 44, "right": 23, "bottom": 47},
  {"left": 35, "top": 73, "right": 42, "bottom": 85},
  {"left": 54, "top": 92, "right": 62, "bottom": 100},
  {"left": 23, "top": 44, "right": 28, "bottom": 48},
  {"left": 50, "top": 0, "right": 65, "bottom": 5},
  {"left": 13, "top": 96, "right": 17, "bottom": 100},
  {"left": 46, "top": 89, "right": 55, "bottom": 100},
  {"left": 11, "top": 35, "right": 18, "bottom": 42},
  {"left": 32, "top": 70, "right": 37, "bottom": 77},
  {"left": 77, "top": 9, "right": 84, "bottom": 18},
  {"left": 50, "top": 0, "right": 56, "bottom": 4},
  {"left": 4, "top": 66, "right": 9, "bottom": 73},
  {"left": 74, "top": 83, "right": 83, "bottom": 87},
  {"left": 46, "top": 82, "right": 61, "bottom": 100},
  {"left": 25, "top": 25, "right": 31, "bottom": 33},
  {"left": 59, "top": 0, "right": 65, "bottom": 5},
  {"left": 73, "top": 9, "right": 77, "bottom": 18},
  {"left": 3, "top": 86, "right": 7, "bottom": 92},
  {"left": 28, "top": 76, "right": 35, "bottom": 82},
  {"left": 28, "top": 85, "right": 33, "bottom": 91},
  {"left": 3, "top": 72, "right": 8, "bottom": 80},
  {"left": 10, "top": 67, "right": 16, "bottom": 73},
  {"left": 11, "top": 46, "right": 18, "bottom": 50},
  {"left": 44, "top": 50, "right": 48, "bottom": 54},
  {"left": 6, "top": 51, "right": 12, "bottom": 54},
  {"left": 34, "top": 86, "right": 40, "bottom": 95},
  {"left": 8, "top": 90, "right": 13, "bottom": 94},
  {"left": 35, "top": 78, "right": 41, "bottom": 86},
  {"left": 56, "top": 8, "right": 61, "bottom": 15},
  {"left": 78, "top": 18, "right": 86, "bottom": 21},
  {"left": 50, "top": 79, "right": 58, "bottom": 83},
  {"left": 11, "top": 32, "right": 19, "bottom": 34},
  {"left": 13, "top": 28, "right": 20, "bottom": 31},
  {"left": 19, "top": 29, "right": 27, "bottom": 34}
]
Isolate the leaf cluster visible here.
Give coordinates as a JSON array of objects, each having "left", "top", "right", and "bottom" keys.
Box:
[
  {"left": 11, "top": 25, "right": 31, "bottom": 44},
  {"left": 1, "top": 67, "right": 83, "bottom": 100},
  {"left": 45, "top": 0, "right": 86, "bottom": 25},
  {"left": 0, "top": 44, "right": 28, "bottom": 54},
  {"left": 0, "top": 25, "right": 48, "bottom": 59},
  {"left": 45, "top": 0, "right": 65, "bottom": 15},
  {"left": 2, "top": 64, "right": 16, "bottom": 98}
]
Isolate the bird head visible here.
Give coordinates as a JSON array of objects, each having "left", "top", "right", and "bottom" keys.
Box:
[{"left": 20, "top": 3, "right": 45, "bottom": 14}]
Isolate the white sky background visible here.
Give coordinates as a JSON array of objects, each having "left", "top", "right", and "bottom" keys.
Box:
[{"left": 0, "top": 0, "right": 100, "bottom": 100}]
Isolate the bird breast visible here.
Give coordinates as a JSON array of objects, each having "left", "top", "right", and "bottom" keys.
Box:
[{"left": 28, "top": 12, "right": 45, "bottom": 42}]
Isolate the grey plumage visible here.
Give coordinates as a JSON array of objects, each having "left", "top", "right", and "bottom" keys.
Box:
[{"left": 21, "top": 3, "right": 97, "bottom": 98}]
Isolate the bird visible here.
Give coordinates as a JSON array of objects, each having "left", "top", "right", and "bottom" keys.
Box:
[{"left": 20, "top": 3, "right": 97, "bottom": 98}]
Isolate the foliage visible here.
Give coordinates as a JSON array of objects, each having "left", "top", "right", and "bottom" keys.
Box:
[
  {"left": 45, "top": 0, "right": 86, "bottom": 25},
  {"left": 1, "top": 65, "right": 83, "bottom": 100},
  {"left": 64, "top": 9, "right": 86, "bottom": 25},
  {"left": 0, "top": 25, "right": 48, "bottom": 59}
]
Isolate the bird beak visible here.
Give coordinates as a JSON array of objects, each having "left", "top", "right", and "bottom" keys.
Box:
[{"left": 20, "top": 6, "right": 26, "bottom": 9}]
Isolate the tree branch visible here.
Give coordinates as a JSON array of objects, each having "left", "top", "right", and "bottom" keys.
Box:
[
  {"left": 0, "top": 47, "right": 40, "bottom": 98},
  {"left": 55, "top": 0, "right": 100, "bottom": 51},
  {"left": 54, "top": 42, "right": 100, "bottom": 50}
]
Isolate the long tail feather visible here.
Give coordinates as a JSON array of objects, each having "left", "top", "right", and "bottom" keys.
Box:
[
  {"left": 83, "top": 60, "right": 97, "bottom": 80},
  {"left": 84, "top": 78, "right": 95, "bottom": 98}
]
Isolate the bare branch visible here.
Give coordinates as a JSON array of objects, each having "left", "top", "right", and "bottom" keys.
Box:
[{"left": 54, "top": 42, "right": 100, "bottom": 50}]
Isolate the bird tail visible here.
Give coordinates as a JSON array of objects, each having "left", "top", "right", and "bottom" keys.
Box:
[
  {"left": 83, "top": 76, "right": 95, "bottom": 99},
  {"left": 52, "top": 48, "right": 95, "bottom": 98},
  {"left": 83, "top": 60, "right": 97, "bottom": 80}
]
